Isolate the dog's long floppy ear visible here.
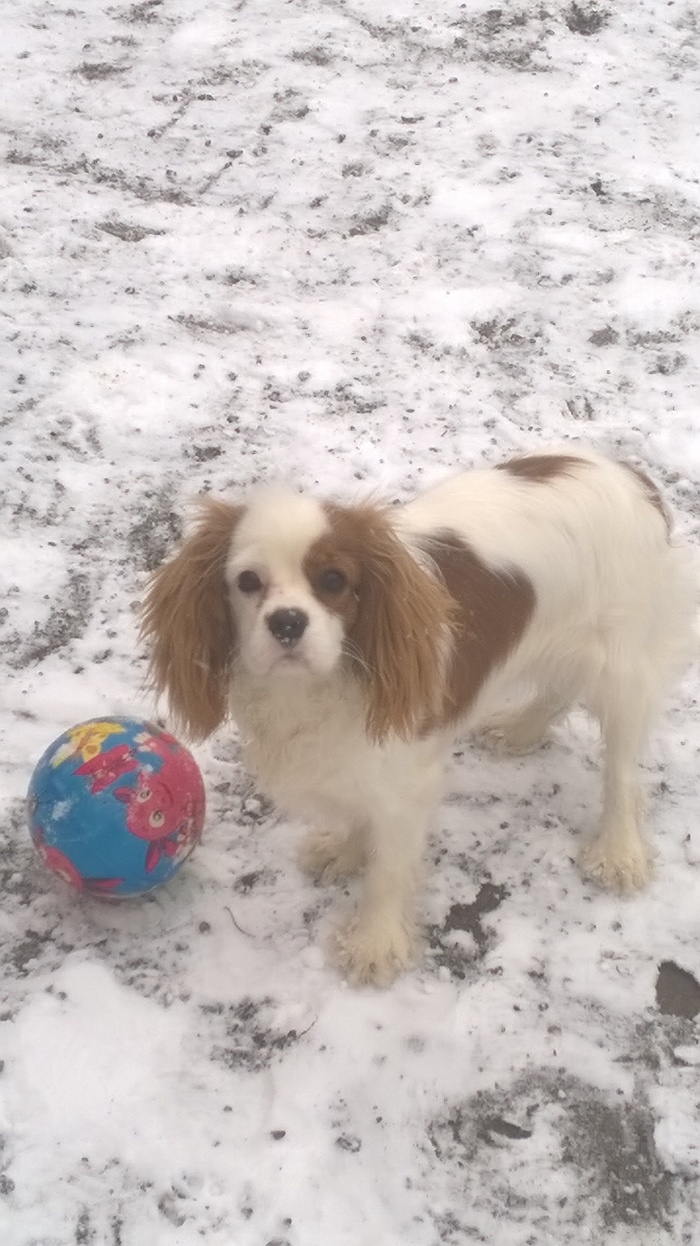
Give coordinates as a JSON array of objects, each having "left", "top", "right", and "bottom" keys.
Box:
[
  {"left": 141, "top": 498, "right": 243, "bottom": 741},
  {"left": 336, "top": 505, "right": 457, "bottom": 742}
]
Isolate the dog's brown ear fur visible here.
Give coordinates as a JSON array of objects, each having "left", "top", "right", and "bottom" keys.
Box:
[
  {"left": 326, "top": 504, "right": 457, "bottom": 741},
  {"left": 141, "top": 498, "right": 242, "bottom": 740}
]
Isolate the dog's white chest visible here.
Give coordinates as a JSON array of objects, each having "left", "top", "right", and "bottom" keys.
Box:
[{"left": 230, "top": 671, "right": 370, "bottom": 813}]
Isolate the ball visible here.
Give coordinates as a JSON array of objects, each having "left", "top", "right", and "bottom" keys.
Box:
[{"left": 27, "top": 716, "right": 205, "bottom": 897}]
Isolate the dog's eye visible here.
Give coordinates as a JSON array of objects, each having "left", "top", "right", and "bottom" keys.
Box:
[
  {"left": 237, "top": 570, "right": 263, "bottom": 594},
  {"left": 317, "top": 568, "right": 347, "bottom": 594}
]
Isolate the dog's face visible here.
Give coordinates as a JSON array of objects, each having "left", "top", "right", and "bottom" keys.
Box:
[
  {"left": 142, "top": 488, "right": 455, "bottom": 742},
  {"left": 225, "top": 489, "right": 362, "bottom": 679}
]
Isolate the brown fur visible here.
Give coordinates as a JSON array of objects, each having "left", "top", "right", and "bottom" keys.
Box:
[
  {"left": 319, "top": 504, "right": 459, "bottom": 741},
  {"left": 302, "top": 533, "right": 363, "bottom": 631},
  {"left": 141, "top": 498, "right": 242, "bottom": 740},
  {"left": 497, "top": 453, "right": 585, "bottom": 482},
  {"left": 622, "top": 462, "right": 671, "bottom": 533},
  {"left": 421, "top": 530, "right": 536, "bottom": 728}
]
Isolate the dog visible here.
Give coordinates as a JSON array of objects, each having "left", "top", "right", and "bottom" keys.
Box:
[{"left": 142, "top": 449, "right": 697, "bottom": 985}]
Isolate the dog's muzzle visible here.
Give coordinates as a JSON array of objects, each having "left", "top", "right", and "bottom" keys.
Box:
[{"left": 266, "top": 607, "right": 309, "bottom": 647}]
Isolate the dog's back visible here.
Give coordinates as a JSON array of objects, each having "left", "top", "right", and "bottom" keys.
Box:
[{"left": 400, "top": 449, "right": 697, "bottom": 715}]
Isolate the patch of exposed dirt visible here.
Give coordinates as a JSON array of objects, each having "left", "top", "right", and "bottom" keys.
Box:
[
  {"left": 428, "top": 1070, "right": 677, "bottom": 1236},
  {"left": 205, "top": 996, "right": 307, "bottom": 1072}
]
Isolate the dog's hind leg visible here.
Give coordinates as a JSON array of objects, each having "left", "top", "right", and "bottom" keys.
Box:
[
  {"left": 580, "top": 660, "right": 656, "bottom": 892},
  {"left": 479, "top": 689, "right": 568, "bottom": 754}
]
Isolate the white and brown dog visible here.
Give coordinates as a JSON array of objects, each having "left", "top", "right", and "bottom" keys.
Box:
[{"left": 142, "top": 449, "right": 697, "bottom": 985}]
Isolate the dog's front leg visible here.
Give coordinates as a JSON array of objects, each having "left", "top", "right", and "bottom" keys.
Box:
[{"left": 333, "top": 744, "right": 445, "bottom": 987}]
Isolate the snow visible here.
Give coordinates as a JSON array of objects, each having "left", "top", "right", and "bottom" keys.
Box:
[{"left": 1, "top": 0, "right": 699, "bottom": 1243}]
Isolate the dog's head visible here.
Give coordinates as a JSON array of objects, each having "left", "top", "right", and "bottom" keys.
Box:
[{"left": 142, "top": 488, "right": 455, "bottom": 742}]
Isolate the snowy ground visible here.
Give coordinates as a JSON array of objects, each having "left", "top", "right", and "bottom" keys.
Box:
[{"left": 1, "top": 0, "right": 700, "bottom": 1243}]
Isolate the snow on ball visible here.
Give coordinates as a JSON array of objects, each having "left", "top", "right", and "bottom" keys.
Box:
[{"left": 27, "top": 717, "right": 205, "bottom": 897}]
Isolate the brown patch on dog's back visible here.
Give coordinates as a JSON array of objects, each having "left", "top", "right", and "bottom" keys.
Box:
[
  {"left": 422, "top": 530, "right": 535, "bottom": 727},
  {"left": 497, "top": 453, "right": 585, "bottom": 482},
  {"left": 622, "top": 463, "right": 671, "bottom": 533}
]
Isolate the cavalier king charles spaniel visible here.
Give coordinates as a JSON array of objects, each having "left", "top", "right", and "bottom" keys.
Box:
[{"left": 142, "top": 449, "right": 697, "bottom": 985}]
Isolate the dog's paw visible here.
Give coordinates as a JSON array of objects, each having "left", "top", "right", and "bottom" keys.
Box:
[
  {"left": 298, "top": 828, "right": 365, "bottom": 883},
  {"left": 580, "top": 834, "right": 653, "bottom": 892},
  {"left": 477, "top": 714, "right": 550, "bottom": 755},
  {"left": 333, "top": 915, "right": 419, "bottom": 987}
]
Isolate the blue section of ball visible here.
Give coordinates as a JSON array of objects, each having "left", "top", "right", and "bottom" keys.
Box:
[{"left": 27, "top": 717, "right": 206, "bottom": 897}]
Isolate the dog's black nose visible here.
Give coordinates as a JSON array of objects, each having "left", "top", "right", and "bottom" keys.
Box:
[{"left": 266, "top": 607, "right": 309, "bottom": 646}]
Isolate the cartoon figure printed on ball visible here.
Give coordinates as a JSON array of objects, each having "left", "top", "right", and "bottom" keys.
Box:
[
  {"left": 52, "top": 719, "right": 127, "bottom": 767},
  {"left": 75, "top": 743, "right": 138, "bottom": 794},
  {"left": 27, "top": 717, "right": 206, "bottom": 897},
  {"left": 114, "top": 734, "right": 202, "bottom": 873}
]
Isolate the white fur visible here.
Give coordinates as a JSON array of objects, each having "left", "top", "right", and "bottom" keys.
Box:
[
  {"left": 226, "top": 488, "right": 344, "bottom": 678},
  {"left": 216, "top": 451, "right": 697, "bottom": 986}
]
